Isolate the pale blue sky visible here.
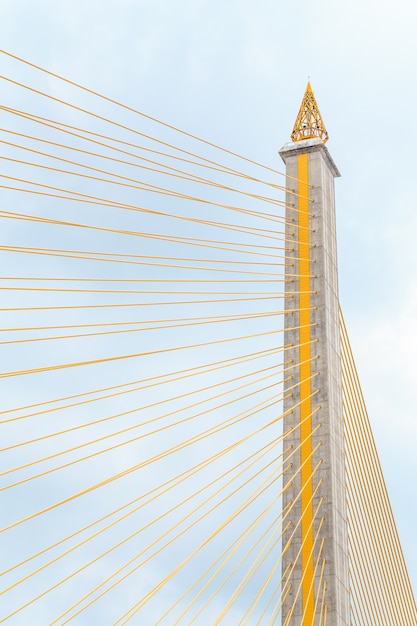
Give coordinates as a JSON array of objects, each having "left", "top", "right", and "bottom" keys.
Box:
[{"left": 1, "top": 0, "right": 416, "bottom": 620}]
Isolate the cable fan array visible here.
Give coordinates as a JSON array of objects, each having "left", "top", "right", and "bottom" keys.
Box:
[{"left": 0, "top": 50, "right": 319, "bottom": 624}]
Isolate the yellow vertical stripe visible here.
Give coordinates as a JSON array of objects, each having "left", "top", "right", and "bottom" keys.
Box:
[{"left": 297, "top": 153, "right": 315, "bottom": 623}]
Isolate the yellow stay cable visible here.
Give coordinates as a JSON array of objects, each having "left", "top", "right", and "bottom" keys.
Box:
[
  {"left": 0, "top": 230, "right": 290, "bottom": 261},
  {"left": 0, "top": 313, "right": 289, "bottom": 345},
  {"left": 0, "top": 208, "right": 294, "bottom": 255},
  {"left": 269, "top": 584, "right": 292, "bottom": 626},
  {"left": 213, "top": 507, "right": 294, "bottom": 624},
  {"left": 0, "top": 233, "right": 290, "bottom": 264},
  {"left": 2, "top": 436, "right": 287, "bottom": 623},
  {"left": 189, "top": 513, "right": 288, "bottom": 625},
  {"left": 1, "top": 371, "right": 289, "bottom": 488},
  {"left": 279, "top": 505, "right": 325, "bottom": 626},
  {"left": 2, "top": 434, "right": 285, "bottom": 601},
  {"left": 343, "top": 391, "right": 400, "bottom": 622},
  {"left": 344, "top": 490, "right": 384, "bottom": 624},
  {"left": 0, "top": 129, "right": 312, "bottom": 219},
  {"left": 299, "top": 535, "right": 326, "bottom": 625},
  {"left": 253, "top": 464, "right": 323, "bottom": 626},
  {"left": 312, "top": 556, "right": 327, "bottom": 624},
  {"left": 0, "top": 311, "right": 284, "bottom": 345},
  {"left": 341, "top": 341, "right": 416, "bottom": 623},
  {"left": 344, "top": 432, "right": 413, "bottom": 622},
  {"left": 110, "top": 457, "right": 294, "bottom": 626},
  {"left": 267, "top": 476, "right": 324, "bottom": 625},
  {"left": 0, "top": 275, "right": 284, "bottom": 282},
  {"left": 0, "top": 174, "right": 296, "bottom": 243},
  {"left": 216, "top": 450, "right": 324, "bottom": 626},
  {"left": 240, "top": 517, "right": 322, "bottom": 624},
  {"left": 321, "top": 595, "right": 328, "bottom": 626},
  {"left": 0, "top": 345, "right": 287, "bottom": 421},
  {"left": 0, "top": 295, "right": 290, "bottom": 313},
  {"left": 0, "top": 325, "right": 301, "bottom": 379},
  {"left": 13, "top": 409, "right": 320, "bottom": 601},
  {"left": 0, "top": 155, "right": 294, "bottom": 231},
  {"left": 259, "top": 564, "right": 292, "bottom": 626},
  {"left": 169, "top": 436, "right": 319, "bottom": 624},
  {"left": 53, "top": 442, "right": 294, "bottom": 625},
  {"left": 2, "top": 71, "right": 282, "bottom": 181},
  {"left": 0, "top": 242, "right": 287, "bottom": 275},
  {"left": 342, "top": 400, "right": 407, "bottom": 604},
  {"left": 3, "top": 372, "right": 317, "bottom": 496},
  {"left": 171, "top": 421, "right": 321, "bottom": 625},
  {"left": 341, "top": 317, "right": 417, "bottom": 622},
  {"left": 3, "top": 389, "right": 321, "bottom": 626},
  {"left": 254, "top": 528, "right": 325, "bottom": 624},
  {"left": 0, "top": 104, "right": 297, "bottom": 195},
  {"left": 2, "top": 362, "right": 317, "bottom": 480},
  {"left": 1, "top": 360, "right": 288, "bottom": 456},
  {"left": 260, "top": 552, "right": 326, "bottom": 626},
  {"left": 1, "top": 228, "right": 286, "bottom": 281},
  {"left": 0, "top": 311, "right": 285, "bottom": 347},
  {"left": 0, "top": 310, "right": 287, "bottom": 341},
  {"left": 3, "top": 370, "right": 316, "bottom": 552},
  {"left": 0, "top": 51, "right": 312, "bottom": 188},
  {"left": 0, "top": 144, "right": 293, "bottom": 219},
  {"left": 1, "top": 381, "right": 315, "bottom": 536},
  {"left": 0, "top": 233, "right": 290, "bottom": 266},
  {"left": 290, "top": 531, "right": 326, "bottom": 626},
  {"left": 349, "top": 571, "right": 367, "bottom": 626},
  {"left": 160, "top": 514, "right": 292, "bottom": 626},
  {"left": 0, "top": 308, "right": 290, "bottom": 334},
  {"left": 318, "top": 578, "right": 327, "bottom": 626},
  {"left": 0, "top": 285, "right": 287, "bottom": 292},
  {"left": 343, "top": 414, "right": 416, "bottom": 613},
  {"left": 2, "top": 429, "right": 288, "bottom": 583},
  {"left": 0, "top": 125, "right": 292, "bottom": 204},
  {"left": 2, "top": 356, "right": 300, "bottom": 443}
]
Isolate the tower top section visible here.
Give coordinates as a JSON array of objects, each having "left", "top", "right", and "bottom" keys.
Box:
[{"left": 291, "top": 82, "right": 329, "bottom": 144}]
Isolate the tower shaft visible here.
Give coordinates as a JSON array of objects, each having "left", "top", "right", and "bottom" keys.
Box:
[{"left": 280, "top": 138, "right": 350, "bottom": 625}]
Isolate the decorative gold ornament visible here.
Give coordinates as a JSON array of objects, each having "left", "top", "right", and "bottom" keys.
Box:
[{"left": 291, "top": 82, "right": 329, "bottom": 143}]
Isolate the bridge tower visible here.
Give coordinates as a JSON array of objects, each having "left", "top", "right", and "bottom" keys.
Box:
[{"left": 279, "top": 83, "right": 350, "bottom": 624}]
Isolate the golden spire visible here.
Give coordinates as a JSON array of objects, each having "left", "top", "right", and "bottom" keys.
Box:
[{"left": 291, "top": 82, "right": 329, "bottom": 143}]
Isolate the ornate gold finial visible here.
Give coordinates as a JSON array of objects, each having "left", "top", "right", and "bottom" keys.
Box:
[{"left": 291, "top": 82, "right": 329, "bottom": 143}]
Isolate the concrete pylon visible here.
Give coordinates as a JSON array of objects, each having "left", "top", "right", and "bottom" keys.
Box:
[{"left": 279, "top": 88, "right": 350, "bottom": 625}]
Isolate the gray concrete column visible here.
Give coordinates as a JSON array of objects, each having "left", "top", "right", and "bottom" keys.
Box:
[{"left": 279, "top": 138, "right": 350, "bottom": 625}]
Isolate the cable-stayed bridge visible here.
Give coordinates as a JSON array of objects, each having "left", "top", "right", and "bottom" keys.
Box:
[{"left": 0, "top": 51, "right": 416, "bottom": 625}]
